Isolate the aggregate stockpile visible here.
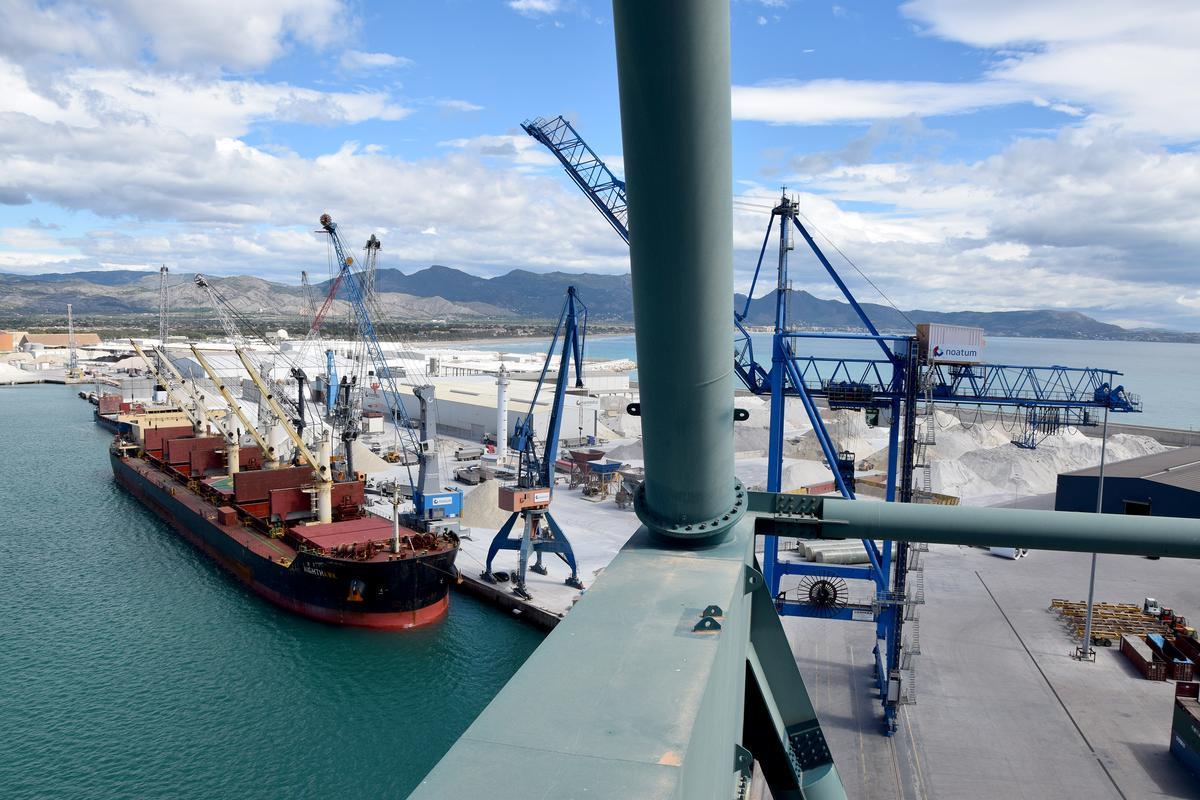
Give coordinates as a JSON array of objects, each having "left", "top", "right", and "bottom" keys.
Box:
[
  {"left": 109, "top": 415, "right": 459, "bottom": 628},
  {"left": 604, "top": 395, "right": 1168, "bottom": 504}
]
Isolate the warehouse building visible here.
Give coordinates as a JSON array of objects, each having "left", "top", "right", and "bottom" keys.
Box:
[
  {"left": 1056, "top": 446, "right": 1200, "bottom": 519},
  {"left": 364, "top": 375, "right": 605, "bottom": 444}
]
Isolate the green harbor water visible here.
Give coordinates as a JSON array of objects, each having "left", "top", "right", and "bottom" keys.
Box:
[{"left": 0, "top": 384, "right": 543, "bottom": 799}]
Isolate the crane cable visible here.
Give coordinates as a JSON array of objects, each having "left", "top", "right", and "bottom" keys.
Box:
[{"left": 730, "top": 196, "right": 916, "bottom": 330}]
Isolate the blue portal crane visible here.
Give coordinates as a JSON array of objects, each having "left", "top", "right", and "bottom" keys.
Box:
[
  {"left": 482, "top": 286, "right": 587, "bottom": 599},
  {"left": 523, "top": 120, "right": 1142, "bottom": 734},
  {"left": 318, "top": 214, "right": 462, "bottom": 531}
]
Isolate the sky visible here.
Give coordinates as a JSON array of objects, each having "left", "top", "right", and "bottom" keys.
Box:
[{"left": 1, "top": 0, "right": 1199, "bottom": 330}]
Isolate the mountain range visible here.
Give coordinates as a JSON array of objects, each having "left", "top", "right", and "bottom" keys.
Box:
[{"left": 2, "top": 266, "right": 1196, "bottom": 342}]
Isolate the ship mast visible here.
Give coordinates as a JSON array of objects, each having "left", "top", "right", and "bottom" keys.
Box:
[{"left": 233, "top": 347, "right": 334, "bottom": 524}]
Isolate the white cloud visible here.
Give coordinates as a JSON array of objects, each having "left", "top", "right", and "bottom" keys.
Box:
[
  {"left": 438, "top": 133, "right": 558, "bottom": 169},
  {"left": 338, "top": 50, "right": 413, "bottom": 73},
  {"left": 0, "top": 62, "right": 409, "bottom": 141},
  {"left": 734, "top": 1, "right": 1200, "bottom": 139},
  {"left": 734, "top": 79, "right": 1026, "bottom": 125},
  {"left": 436, "top": 99, "right": 484, "bottom": 112},
  {"left": 966, "top": 242, "right": 1031, "bottom": 262},
  {"left": 0, "top": 0, "right": 353, "bottom": 72},
  {"left": 761, "top": 126, "right": 1200, "bottom": 325},
  {"left": 508, "top": 0, "right": 561, "bottom": 16}
]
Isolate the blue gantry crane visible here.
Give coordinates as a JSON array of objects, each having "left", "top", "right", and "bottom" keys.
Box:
[
  {"left": 318, "top": 214, "right": 463, "bottom": 533},
  {"left": 522, "top": 119, "right": 1142, "bottom": 733},
  {"left": 482, "top": 286, "right": 587, "bottom": 599}
]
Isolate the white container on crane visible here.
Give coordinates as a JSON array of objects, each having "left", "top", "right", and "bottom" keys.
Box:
[{"left": 917, "top": 323, "right": 985, "bottom": 364}]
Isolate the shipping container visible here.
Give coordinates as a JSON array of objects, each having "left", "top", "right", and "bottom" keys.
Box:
[
  {"left": 1172, "top": 682, "right": 1200, "bottom": 778},
  {"left": 916, "top": 323, "right": 985, "bottom": 364},
  {"left": 1122, "top": 634, "right": 1168, "bottom": 680},
  {"left": 499, "top": 486, "right": 552, "bottom": 512},
  {"left": 1147, "top": 634, "right": 1196, "bottom": 681},
  {"left": 1173, "top": 634, "right": 1200, "bottom": 664}
]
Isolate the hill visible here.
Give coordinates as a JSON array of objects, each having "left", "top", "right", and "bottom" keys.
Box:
[{"left": 2, "top": 267, "right": 1196, "bottom": 342}]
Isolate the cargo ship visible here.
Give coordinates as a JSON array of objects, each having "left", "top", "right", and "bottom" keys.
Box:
[{"left": 109, "top": 414, "right": 460, "bottom": 628}]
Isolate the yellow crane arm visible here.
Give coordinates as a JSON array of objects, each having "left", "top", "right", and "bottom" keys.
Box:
[
  {"left": 188, "top": 345, "right": 276, "bottom": 463},
  {"left": 129, "top": 340, "right": 206, "bottom": 431},
  {"left": 233, "top": 347, "right": 324, "bottom": 477}
]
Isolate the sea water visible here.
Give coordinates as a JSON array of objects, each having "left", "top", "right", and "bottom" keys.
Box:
[{"left": 0, "top": 384, "right": 541, "bottom": 799}]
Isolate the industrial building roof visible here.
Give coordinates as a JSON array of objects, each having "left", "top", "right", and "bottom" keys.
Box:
[
  {"left": 23, "top": 333, "right": 102, "bottom": 347},
  {"left": 1063, "top": 446, "right": 1200, "bottom": 490}
]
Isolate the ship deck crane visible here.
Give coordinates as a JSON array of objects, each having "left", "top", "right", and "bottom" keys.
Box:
[
  {"left": 132, "top": 341, "right": 250, "bottom": 476},
  {"left": 317, "top": 214, "right": 462, "bottom": 533},
  {"left": 130, "top": 341, "right": 210, "bottom": 433},
  {"left": 235, "top": 347, "right": 335, "bottom": 523},
  {"left": 523, "top": 120, "right": 1144, "bottom": 734},
  {"left": 482, "top": 286, "right": 587, "bottom": 598},
  {"left": 194, "top": 273, "right": 309, "bottom": 440},
  {"left": 189, "top": 345, "right": 279, "bottom": 469}
]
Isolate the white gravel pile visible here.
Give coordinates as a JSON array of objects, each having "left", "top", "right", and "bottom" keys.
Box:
[
  {"left": 928, "top": 423, "right": 1167, "bottom": 505},
  {"left": 0, "top": 363, "right": 39, "bottom": 384}
]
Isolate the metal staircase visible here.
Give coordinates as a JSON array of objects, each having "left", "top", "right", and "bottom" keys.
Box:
[{"left": 912, "top": 366, "right": 937, "bottom": 502}]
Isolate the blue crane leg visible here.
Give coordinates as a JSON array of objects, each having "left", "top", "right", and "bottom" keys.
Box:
[
  {"left": 483, "top": 512, "right": 521, "bottom": 575},
  {"left": 544, "top": 512, "right": 583, "bottom": 586}
]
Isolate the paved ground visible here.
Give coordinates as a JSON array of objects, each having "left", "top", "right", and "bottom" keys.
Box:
[{"left": 786, "top": 543, "right": 1200, "bottom": 799}]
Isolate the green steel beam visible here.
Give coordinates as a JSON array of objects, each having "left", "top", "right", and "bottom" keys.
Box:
[
  {"left": 751, "top": 493, "right": 1200, "bottom": 559},
  {"left": 412, "top": 519, "right": 846, "bottom": 799}
]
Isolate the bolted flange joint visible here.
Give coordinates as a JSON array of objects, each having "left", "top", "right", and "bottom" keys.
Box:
[{"left": 634, "top": 478, "right": 748, "bottom": 542}]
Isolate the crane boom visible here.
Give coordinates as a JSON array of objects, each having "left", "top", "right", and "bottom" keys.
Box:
[
  {"left": 512, "top": 287, "right": 588, "bottom": 489},
  {"left": 130, "top": 341, "right": 205, "bottom": 432},
  {"left": 234, "top": 349, "right": 324, "bottom": 473},
  {"left": 522, "top": 116, "right": 628, "bottom": 242},
  {"left": 317, "top": 214, "right": 462, "bottom": 526},
  {"left": 149, "top": 343, "right": 231, "bottom": 436},
  {"left": 238, "top": 346, "right": 333, "bottom": 523},
  {"left": 157, "top": 266, "right": 169, "bottom": 358},
  {"left": 318, "top": 216, "right": 420, "bottom": 457},
  {"left": 300, "top": 271, "right": 319, "bottom": 323},
  {"left": 188, "top": 345, "right": 278, "bottom": 466}
]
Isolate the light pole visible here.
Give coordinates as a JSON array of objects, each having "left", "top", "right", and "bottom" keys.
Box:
[{"left": 1077, "top": 401, "right": 1110, "bottom": 661}]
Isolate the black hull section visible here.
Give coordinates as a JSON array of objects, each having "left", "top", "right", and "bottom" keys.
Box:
[{"left": 111, "top": 453, "right": 458, "bottom": 628}]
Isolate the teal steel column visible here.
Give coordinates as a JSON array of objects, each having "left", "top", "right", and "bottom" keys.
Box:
[
  {"left": 614, "top": 0, "right": 736, "bottom": 537},
  {"left": 816, "top": 498, "right": 1200, "bottom": 558}
]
